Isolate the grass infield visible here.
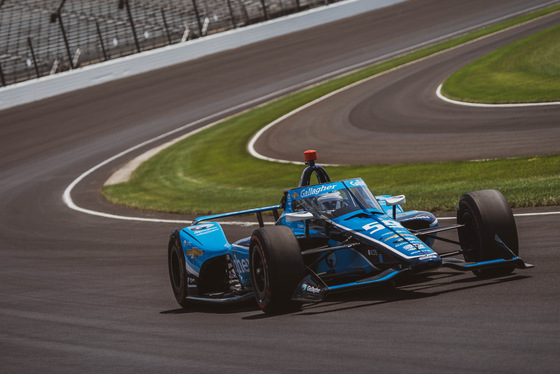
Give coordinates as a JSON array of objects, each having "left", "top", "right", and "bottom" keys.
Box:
[
  {"left": 103, "top": 6, "right": 560, "bottom": 215},
  {"left": 441, "top": 22, "right": 560, "bottom": 103}
]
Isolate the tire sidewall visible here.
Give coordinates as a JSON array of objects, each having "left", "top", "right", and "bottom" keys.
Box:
[
  {"left": 457, "top": 189, "right": 518, "bottom": 277},
  {"left": 168, "top": 235, "right": 189, "bottom": 308},
  {"left": 249, "top": 226, "right": 305, "bottom": 314},
  {"left": 457, "top": 196, "right": 486, "bottom": 262}
]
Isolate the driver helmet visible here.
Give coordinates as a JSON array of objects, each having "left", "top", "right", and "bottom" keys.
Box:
[{"left": 317, "top": 192, "right": 344, "bottom": 212}]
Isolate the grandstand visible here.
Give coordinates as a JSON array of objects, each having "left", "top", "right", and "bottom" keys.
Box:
[{"left": 0, "top": 0, "right": 339, "bottom": 86}]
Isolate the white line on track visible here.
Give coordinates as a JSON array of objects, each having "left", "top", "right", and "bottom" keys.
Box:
[
  {"left": 436, "top": 84, "right": 560, "bottom": 107},
  {"left": 63, "top": 1, "right": 560, "bottom": 226}
]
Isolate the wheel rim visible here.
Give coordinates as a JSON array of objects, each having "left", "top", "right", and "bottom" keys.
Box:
[{"left": 251, "top": 247, "right": 267, "bottom": 299}]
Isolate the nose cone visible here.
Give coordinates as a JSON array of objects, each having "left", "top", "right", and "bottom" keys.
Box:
[{"left": 410, "top": 253, "right": 442, "bottom": 272}]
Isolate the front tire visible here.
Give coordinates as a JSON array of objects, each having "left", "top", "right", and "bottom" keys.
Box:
[
  {"left": 168, "top": 231, "right": 189, "bottom": 308},
  {"left": 457, "top": 189, "right": 518, "bottom": 278},
  {"left": 249, "top": 226, "right": 305, "bottom": 314}
]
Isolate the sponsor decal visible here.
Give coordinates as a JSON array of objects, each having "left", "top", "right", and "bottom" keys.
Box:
[
  {"left": 232, "top": 256, "right": 250, "bottom": 274},
  {"left": 402, "top": 243, "right": 424, "bottom": 251},
  {"left": 383, "top": 234, "right": 399, "bottom": 242},
  {"left": 302, "top": 284, "right": 322, "bottom": 294},
  {"left": 348, "top": 179, "right": 365, "bottom": 187},
  {"left": 419, "top": 254, "right": 439, "bottom": 260},
  {"left": 193, "top": 226, "right": 219, "bottom": 236},
  {"left": 190, "top": 224, "right": 213, "bottom": 231},
  {"left": 187, "top": 276, "right": 197, "bottom": 288},
  {"left": 395, "top": 241, "right": 425, "bottom": 250},
  {"left": 400, "top": 215, "right": 432, "bottom": 222},
  {"left": 186, "top": 247, "right": 204, "bottom": 259},
  {"left": 299, "top": 184, "right": 336, "bottom": 198}
]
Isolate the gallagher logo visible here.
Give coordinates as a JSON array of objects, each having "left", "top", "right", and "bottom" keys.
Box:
[
  {"left": 300, "top": 184, "right": 335, "bottom": 198},
  {"left": 302, "top": 284, "right": 321, "bottom": 294}
]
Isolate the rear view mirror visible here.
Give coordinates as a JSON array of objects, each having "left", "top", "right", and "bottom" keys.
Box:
[
  {"left": 386, "top": 195, "right": 406, "bottom": 206},
  {"left": 285, "top": 212, "right": 314, "bottom": 222},
  {"left": 386, "top": 195, "right": 406, "bottom": 219}
]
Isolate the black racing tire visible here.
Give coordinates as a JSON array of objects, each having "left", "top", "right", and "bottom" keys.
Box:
[
  {"left": 249, "top": 226, "right": 305, "bottom": 314},
  {"left": 457, "top": 189, "right": 518, "bottom": 278},
  {"left": 168, "top": 232, "right": 189, "bottom": 308}
]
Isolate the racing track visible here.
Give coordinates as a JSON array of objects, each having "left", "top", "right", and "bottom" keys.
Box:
[
  {"left": 252, "top": 10, "right": 560, "bottom": 165},
  {"left": 1, "top": 0, "right": 559, "bottom": 372}
]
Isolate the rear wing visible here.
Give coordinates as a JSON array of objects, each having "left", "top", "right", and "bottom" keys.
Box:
[{"left": 192, "top": 205, "right": 282, "bottom": 227}]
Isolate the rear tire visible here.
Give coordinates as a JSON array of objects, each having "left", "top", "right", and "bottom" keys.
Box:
[
  {"left": 168, "top": 231, "right": 189, "bottom": 308},
  {"left": 457, "top": 190, "right": 518, "bottom": 278},
  {"left": 249, "top": 226, "right": 305, "bottom": 314}
]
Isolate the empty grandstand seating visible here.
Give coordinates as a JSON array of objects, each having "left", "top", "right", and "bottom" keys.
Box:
[{"left": 0, "top": 0, "right": 338, "bottom": 86}]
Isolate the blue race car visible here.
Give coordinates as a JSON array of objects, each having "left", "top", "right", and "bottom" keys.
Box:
[{"left": 168, "top": 150, "right": 532, "bottom": 314}]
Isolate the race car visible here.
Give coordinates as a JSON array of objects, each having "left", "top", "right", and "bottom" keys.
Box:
[{"left": 168, "top": 150, "right": 533, "bottom": 314}]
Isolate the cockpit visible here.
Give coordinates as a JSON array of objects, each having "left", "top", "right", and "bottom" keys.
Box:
[{"left": 286, "top": 178, "right": 383, "bottom": 220}]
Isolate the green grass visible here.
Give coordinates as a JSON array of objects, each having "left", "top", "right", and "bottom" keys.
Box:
[
  {"left": 103, "top": 6, "right": 560, "bottom": 215},
  {"left": 441, "top": 22, "right": 560, "bottom": 103}
]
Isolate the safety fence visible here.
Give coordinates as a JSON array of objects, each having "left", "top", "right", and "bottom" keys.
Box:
[{"left": 0, "top": 0, "right": 340, "bottom": 87}]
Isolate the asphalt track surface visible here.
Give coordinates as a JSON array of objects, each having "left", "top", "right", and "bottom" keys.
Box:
[
  {"left": 253, "top": 11, "right": 560, "bottom": 165},
  {"left": 1, "top": 0, "right": 559, "bottom": 372}
]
